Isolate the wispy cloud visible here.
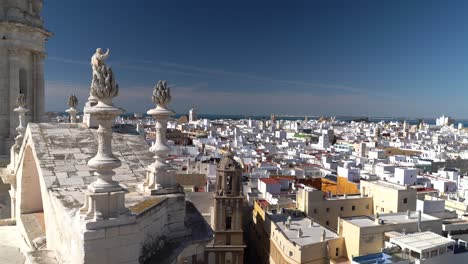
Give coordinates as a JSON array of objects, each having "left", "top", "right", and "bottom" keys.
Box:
[
  {"left": 47, "top": 56, "right": 376, "bottom": 95},
  {"left": 43, "top": 79, "right": 420, "bottom": 117}
]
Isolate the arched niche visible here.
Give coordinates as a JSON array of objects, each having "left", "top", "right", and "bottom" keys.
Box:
[
  {"left": 19, "top": 68, "right": 27, "bottom": 98},
  {"left": 18, "top": 145, "right": 47, "bottom": 247},
  {"left": 20, "top": 146, "right": 43, "bottom": 214}
]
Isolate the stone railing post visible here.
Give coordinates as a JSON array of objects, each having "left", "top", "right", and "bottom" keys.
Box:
[
  {"left": 142, "top": 80, "right": 180, "bottom": 194},
  {"left": 13, "top": 94, "right": 29, "bottom": 152},
  {"left": 80, "top": 51, "right": 127, "bottom": 221}
]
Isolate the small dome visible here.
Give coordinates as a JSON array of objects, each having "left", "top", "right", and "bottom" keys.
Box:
[
  {"left": 1, "top": 0, "right": 44, "bottom": 28},
  {"left": 217, "top": 152, "right": 242, "bottom": 171}
]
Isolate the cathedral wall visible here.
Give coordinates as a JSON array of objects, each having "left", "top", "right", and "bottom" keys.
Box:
[
  {"left": 81, "top": 194, "right": 187, "bottom": 264},
  {"left": 0, "top": 47, "right": 9, "bottom": 139},
  {"left": 47, "top": 190, "right": 84, "bottom": 264}
]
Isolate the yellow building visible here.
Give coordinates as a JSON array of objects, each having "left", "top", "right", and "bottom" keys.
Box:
[
  {"left": 321, "top": 176, "right": 360, "bottom": 196},
  {"left": 338, "top": 211, "right": 443, "bottom": 258},
  {"left": 251, "top": 200, "right": 348, "bottom": 264},
  {"left": 360, "top": 180, "right": 416, "bottom": 214},
  {"left": 296, "top": 187, "right": 373, "bottom": 231}
]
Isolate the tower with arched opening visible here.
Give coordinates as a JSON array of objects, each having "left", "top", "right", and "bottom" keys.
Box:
[
  {"left": 206, "top": 151, "right": 245, "bottom": 263},
  {"left": 0, "top": 0, "right": 53, "bottom": 156}
]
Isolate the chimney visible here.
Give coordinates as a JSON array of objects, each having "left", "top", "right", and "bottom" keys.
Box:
[
  {"left": 298, "top": 228, "right": 303, "bottom": 238},
  {"left": 406, "top": 210, "right": 411, "bottom": 219},
  {"left": 309, "top": 219, "right": 313, "bottom": 228},
  {"left": 375, "top": 213, "right": 380, "bottom": 224},
  {"left": 417, "top": 210, "right": 421, "bottom": 232},
  {"left": 321, "top": 229, "right": 326, "bottom": 242},
  {"left": 344, "top": 194, "right": 348, "bottom": 199}
]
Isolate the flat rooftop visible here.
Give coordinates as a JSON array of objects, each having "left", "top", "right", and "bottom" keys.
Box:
[
  {"left": 269, "top": 213, "right": 338, "bottom": 246},
  {"left": 343, "top": 211, "right": 438, "bottom": 228},
  {"left": 390, "top": 231, "right": 454, "bottom": 253},
  {"left": 326, "top": 194, "right": 369, "bottom": 201},
  {"left": 364, "top": 180, "right": 409, "bottom": 190}
]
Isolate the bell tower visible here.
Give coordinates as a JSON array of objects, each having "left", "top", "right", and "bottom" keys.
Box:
[
  {"left": 0, "top": 0, "right": 52, "bottom": 156},
  {"left": 206, "top": 151, "right": 245, "bottom": 264}
]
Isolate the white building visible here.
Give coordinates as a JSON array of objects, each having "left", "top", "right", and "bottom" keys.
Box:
[{"left": 390, "top": 167, "right": 417, "bottom": 186}]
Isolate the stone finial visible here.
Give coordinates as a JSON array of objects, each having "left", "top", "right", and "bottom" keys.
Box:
[
  {"left": 66, "top": 94, "right": 78, "bottom": 123},
  {"left": 68, "top": 94, "right": 78, "bottom": 108},
  {"left": 91, "top": 66, "right": 119, "bottom": 106},
  {"left": 13, "top": 94, "right": 30, "bottom": 152},
  {"left": 152, "top": 80, "right": 171, "bottom": 108},
  {"left": 142, "top": 80, "right": 179, "bottom": 194},
  {"left": 16, "top": 93, "right": 26, "bottom": 108}
]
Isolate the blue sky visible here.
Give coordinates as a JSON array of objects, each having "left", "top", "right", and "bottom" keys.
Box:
[{"left": 43, "top": 0, "right": 468, "bottom": 118}]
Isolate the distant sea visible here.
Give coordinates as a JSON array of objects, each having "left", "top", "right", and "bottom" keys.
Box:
[{"left": 52, "top": 112, "right": 468, "bottom": 127}]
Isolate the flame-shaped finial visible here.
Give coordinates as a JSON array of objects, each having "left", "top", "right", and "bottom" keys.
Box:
[
  {"left": 91, "top": 66, "right": 119, "bottom": 101},
  {"left": 68, "top": 94, "right": 78, "bottom": 108},
  {"left": 16, "top": 94, "right": 26, "bottom": 108},
  {"left": 152, "top": 80, "right": 171, "bottom": 108}
]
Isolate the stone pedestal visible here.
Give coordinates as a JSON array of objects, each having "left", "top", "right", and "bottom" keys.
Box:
[
  {"left": 81, "top": 102, "right": 127, "bottom": 221},
  {"left": 13, "top": 106, "right": 29, "bottom": 152},
  {"left": 80, "top": 189, "right": 126, "bottom": 221},
  {"left": 66, "top": 107, "right": 78, "bottom": 123},
  {"left": 83, "top": 100, "right": 98, "bottom": 128}
]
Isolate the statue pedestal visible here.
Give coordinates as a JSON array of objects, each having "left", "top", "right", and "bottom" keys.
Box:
[
  {"left": 80, "top": 189, "right": 127, "bottom": 221},
  {"left": 83, "top": 103, "right": 98, "bottom": 128},
  {"left": 141, "top": 163, "right": 181, "bottom": 195}
]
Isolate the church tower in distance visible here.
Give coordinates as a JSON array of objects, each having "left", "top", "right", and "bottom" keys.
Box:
[
  {"left": 206, "top": 151, "right": 245, "bottom": 264},
  {"left": 0, "top": 0, "right": 53, "bottom": 156}
]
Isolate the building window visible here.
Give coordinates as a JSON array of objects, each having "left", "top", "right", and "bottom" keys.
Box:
[
  {"left": 430, "top": 250, "right": 438, "bottom": 257},
  {"left": 366, "top": 204, "right": 369, "bottom": 210},
  {"left": 439, "top": 247, "right": 446, "bottom": 255},
  {"left": 226, "top": 206, "right": 233, "bottom": 230},
  {"left": 313, "top": 208, "right": 317, "bottom": 214},
  {"left": 335, "top": 248, "right": 339, "bottom": 257},
  {"left": 326, "top": 221, "right": 329, "bottom": 226},
  {"left": 289, "top": 251, "right": 293, "bottom": 257},
  {"left": 403, "top": 198, "right": 408, "bottom": 204},
  {"left": 340, "top": 206, "right": 344, "bottom": 211},
  {"left": 422, "top": 252, "right": 429, "bottom": 259},
  {"left": 381, "top": 208, "right": 384, "bottom": 212},
  {"left": 352, "top": 205, "right": 356, "bottom": 211},
  {"left": 326, "top": 208, "right": 330, "bottom": 213}
]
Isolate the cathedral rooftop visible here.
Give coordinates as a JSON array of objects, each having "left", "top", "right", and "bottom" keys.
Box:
[{"left": 24, "top": 122, "right": 156, "bottom": 210}]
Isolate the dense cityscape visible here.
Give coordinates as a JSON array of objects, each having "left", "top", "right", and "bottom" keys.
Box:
[{"left": 3, "top": 1, "right": 468, "bottom": 264}]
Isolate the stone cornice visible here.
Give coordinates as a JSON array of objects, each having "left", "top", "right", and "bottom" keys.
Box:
[{"left": 0, "top": 21, "right": 53, "bottom": 38}]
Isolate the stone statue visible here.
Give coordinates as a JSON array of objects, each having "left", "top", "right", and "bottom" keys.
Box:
[{"left": 91, "top": 48, "right": 110, "bottom": 78}]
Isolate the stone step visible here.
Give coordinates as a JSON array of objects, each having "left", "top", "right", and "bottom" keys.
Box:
[
  {"left": 25, "top": 250, "right": 58, "bottom": 264},
  {"left": 20, "top": 213, "right": 46, "bottom": 248}
]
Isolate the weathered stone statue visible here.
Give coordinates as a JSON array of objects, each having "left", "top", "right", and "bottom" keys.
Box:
[
  {"left": 84, "top": 48, "right": 111, "bottom": 128},
  {"left": 91, "top": 48, "right": 110, "bottom": 79},
  {"left": 81, "top": 49, "right": 127, "bottom": 221}
]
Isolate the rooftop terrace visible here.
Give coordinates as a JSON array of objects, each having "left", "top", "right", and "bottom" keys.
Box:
[{"left": 269, "top": 213, "right": 338, "bottom": 246}]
